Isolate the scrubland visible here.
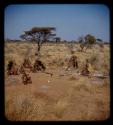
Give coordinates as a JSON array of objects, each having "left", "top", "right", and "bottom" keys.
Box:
[{"left": 5, "top": 42, "right": 110, "bottom": 121}]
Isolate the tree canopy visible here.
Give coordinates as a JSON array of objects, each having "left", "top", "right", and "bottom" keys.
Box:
[
  {"left": 85, "top": 34, "right": 96, "bottom": 45},
  {"left": 20, "top": 27, "right": 56, "bottom": 42},
  {"left": 20, "top": 27, "right": 56, "bottom": 58},
  {"left": 78, "top": 34, "right": 96, "bottom": 52}
]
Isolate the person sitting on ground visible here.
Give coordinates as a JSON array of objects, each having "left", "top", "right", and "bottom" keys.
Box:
[
  {"left": 22, "top": 72, "right": 32, "bottom": 85},
  {"left": 7, "top": 61, "right": 13, "bottom": 75},
  {"left": 66, "top": 55, "right": 78, "bottom": 70},
  {"left": 33, "top": 59, "right": 46, "bottom": 72},
  {"left": 7, "top": 60, "right": 19, "bottom": 75},
  {"left": 81, "top": 59, "right": 90, "bottom": 76}
]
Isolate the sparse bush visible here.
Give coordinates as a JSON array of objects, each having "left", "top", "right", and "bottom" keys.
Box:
[
  {"left": 88, "top": 52, "right": 101, "bottom": 71},
  {"left": 89, "top": 53, "right": 98, "bottom": 66},
  {"left": 88, "top": 51, "right": 109, "bottom": 73}
]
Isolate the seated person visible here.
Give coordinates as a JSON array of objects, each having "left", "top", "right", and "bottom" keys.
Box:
[{"left": 33, "top": 59, "right": 46, "bottom": 71}]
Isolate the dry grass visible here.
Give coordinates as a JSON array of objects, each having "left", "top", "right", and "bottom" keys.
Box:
[
  {"left": 5, "top": 42, "right": 110, "bottom": 121},
  {"left": 53, "top": 99, "right": 69, "bottom": 118}
]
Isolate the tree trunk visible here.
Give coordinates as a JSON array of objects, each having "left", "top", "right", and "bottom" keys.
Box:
[
  {"left": 36, "top": 41, "right": 43, "bottom": 59},
  {"left": 37, "top": 44, "right": 41, "bottom": 52},
  {"left": 35, "top": 41, "right": 41, "bottom": 58}
]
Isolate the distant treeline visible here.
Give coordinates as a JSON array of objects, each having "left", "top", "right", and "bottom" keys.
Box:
[{"left": 5, "top": 39, "right": 109, "bottom": 44}]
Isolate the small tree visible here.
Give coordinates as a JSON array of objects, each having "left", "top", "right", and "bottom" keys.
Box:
[
  {"left": 85, "top": 34, "right": 96, "bottom": 44},
  {"left": 85, "top": 34, "right": 96, "bottom": 49},
  {"left": 78, "top": 34, "right": 96, "bottom": 52},
  {"left": 85, "top": 34, "right": 96, "bottom": 43},
  {"left": 20, "top": 27, "right": 56, "bottom": 58},
  {"left": 78, "top": 36, "right": 86, "bottom": 52}
]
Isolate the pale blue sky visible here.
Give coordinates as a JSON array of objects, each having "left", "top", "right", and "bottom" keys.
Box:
[{"left": 4, "top": 4, "right": 110, "bottom": 42}]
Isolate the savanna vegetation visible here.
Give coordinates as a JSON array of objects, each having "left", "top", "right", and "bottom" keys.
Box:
[{"left": 5, "top": 27, "right": 110, "bottom": 121}]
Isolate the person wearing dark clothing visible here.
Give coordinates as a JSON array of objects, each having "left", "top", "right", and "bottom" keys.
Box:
[{"left": 33, "top": 59, "right": 46, "bottom": 72}]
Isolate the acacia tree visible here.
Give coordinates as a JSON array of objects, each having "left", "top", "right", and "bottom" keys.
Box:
[
  {"left": 78, "top": 34, "right": 96, "bottom": 52},
  {"left": 85, "top": 34, "right": 96, "bottom": 50},
  {"left": 20, "top": 27, "right": 56, "bottom": 58},
  {"left": 85, "top": 34, "right": 96, "bottom": 45},
  {"left": 78, "top": 36, "right": 86, "bottom": 52}
]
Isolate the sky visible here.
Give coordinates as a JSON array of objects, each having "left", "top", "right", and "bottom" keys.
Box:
[{"left": 4, "top": 4, "right": 110, "bottom": 42}]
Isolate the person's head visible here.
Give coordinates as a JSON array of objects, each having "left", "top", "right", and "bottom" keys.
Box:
[{"left": 9, "top": 60, "right": 13, "bottom": 65}]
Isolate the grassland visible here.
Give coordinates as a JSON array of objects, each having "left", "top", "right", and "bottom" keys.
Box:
[{"left": 5, "top": 42, "right": 110, "bottom": 121}]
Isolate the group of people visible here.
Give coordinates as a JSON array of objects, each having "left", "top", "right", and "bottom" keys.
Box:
[
  {"left": 66, "top": 55, "right": 92, "bottom": 76},
  {"left": 6, "top": 58, "right": 46, "bottom": 85},
  {"left": 6, "top": 55, "right": 92, "bottom": 84}
]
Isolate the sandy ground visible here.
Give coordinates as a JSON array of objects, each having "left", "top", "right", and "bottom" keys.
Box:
[{"left": 5, "top": 68, "right": 110, "bottom": 121}]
